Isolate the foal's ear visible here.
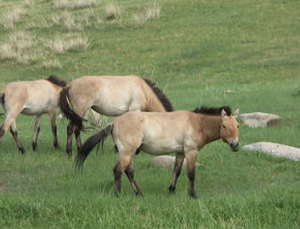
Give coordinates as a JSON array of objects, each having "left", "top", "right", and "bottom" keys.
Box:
[
  {"left": 233, "top": 108, "right": 240, "bottom": 117},
  {"left": 221, "top": 109, "right": 227, "bottom": 118}
]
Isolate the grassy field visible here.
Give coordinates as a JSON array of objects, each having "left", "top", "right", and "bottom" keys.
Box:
[{"left": 1, "top": 0, "right": 300, "bottom": 228}]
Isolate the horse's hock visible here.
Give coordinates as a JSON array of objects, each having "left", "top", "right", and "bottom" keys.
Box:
[
  {"left": 240, "top": 112, "right": 281, "bottom": 128},
  {"left": 243, "top": 142, "right": 300, "bottom": 161},
  {"left": 151, "top": 155, "right": 201, "bottom": 169}
]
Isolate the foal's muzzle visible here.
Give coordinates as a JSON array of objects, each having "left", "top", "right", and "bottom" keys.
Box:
[{"left": 228, "top": 138, "right": 239, "bottom": 152}]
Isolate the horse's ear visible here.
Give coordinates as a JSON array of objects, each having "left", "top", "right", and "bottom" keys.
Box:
[
  {"left": 234, "top": 108, "right": 240, "bottom": 117},
  {"left": 221, "top": 109, "right": 227, "bottom": 118}
]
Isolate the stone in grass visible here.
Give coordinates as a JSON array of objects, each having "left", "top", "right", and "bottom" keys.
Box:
[
  {"left": 240, "top": 112, "right": 281, "bottom": 128},
  {"left": 243, "top": 142, "right": 300, "bottom": 161},
  {"left": 151, "top": 155, "right": 201, "bottom": 169}
]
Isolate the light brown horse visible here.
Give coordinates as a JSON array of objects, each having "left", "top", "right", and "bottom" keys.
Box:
[
  {"left": 59, "top": 75, "right": 173, "bottom": 155},
  {"left": 76, "top": 106, "right": 240, "bottom": 198},
  {"left": 0, "top": 76, "right": 67, "bottom": 153}
]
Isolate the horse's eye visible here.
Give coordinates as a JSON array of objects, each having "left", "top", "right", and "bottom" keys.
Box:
[
  {"left": 222, "top": 125, "right": 226, "bottom": 129},
  {"left": 237, "top": 125, "right": 240, "bottom": 128}
]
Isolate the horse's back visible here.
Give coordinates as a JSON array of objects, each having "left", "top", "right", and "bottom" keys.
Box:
[
  {"left": 69, "top": 75, "right": 148, "bottom": 116},
  {"left": 113, "top": 111, "right": 195, "bottom": 154},
  {"left": 4, "top": 79, "right": 59, "bottom": 114}
]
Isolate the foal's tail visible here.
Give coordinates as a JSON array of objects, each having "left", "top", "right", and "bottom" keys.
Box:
[
  {"left": 59, "top": 86, "right": 84, "bottom": 129},
  {"left": 75, "top": 124, "right": 113, "bottom": 170}
]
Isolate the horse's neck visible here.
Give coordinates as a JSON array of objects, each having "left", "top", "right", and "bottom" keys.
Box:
[
  {"left": 199, "top": 115, "right": 221, "bottom": 144},
  {"left": 147, "top": 95, "right": 166, "bottom": 112}
]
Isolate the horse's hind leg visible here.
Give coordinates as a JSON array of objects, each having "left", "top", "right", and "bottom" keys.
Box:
[
  {"left": 32, "top": 115, "right": 41, "bottom": 151},
  {"left": 185, "top": 150, "right": 198, "bottom": 199},
  {"left": 10, "top": 120, "right": 25, "bottom": 153},
  {"left": 168, "top": 153, "right": 185, "bottom": 193},
  {"left": 66, "top": 121, "right": 74, "bottom": 155},
  {"left": 113, "top": 153, "right": 134, "bottom": 196},
  {"left": 0, "top": 106, "right": 23, "bottom": 152},
  {"left": 49, "top": 111, "right": 59, "bottom": 149},
  {"left": 74, "top": 125, "right": 82, "bottom": 153},
  {"left": 124, "top": 159, "right": 142, "bottom": 196}
]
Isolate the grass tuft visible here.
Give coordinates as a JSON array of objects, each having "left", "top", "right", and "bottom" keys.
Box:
[
  {"left": 41, "top": 59, "right": 62, "bottom": 69},
  {"left": 46, "top": 35, "right": 89, "bottom": 54},
  {"left": 105, "top": 3, "right": 122, "bottom": 20},
  {"left": 1, "top": 7, "right": 26, "bottom": 30},
  {"left": 53, "top": 0, "right": 98, "bottom": 10}
]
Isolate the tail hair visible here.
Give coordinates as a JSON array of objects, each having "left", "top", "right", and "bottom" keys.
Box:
[
  {"left": 0, "top": 92, "right": 5, "bottom": 116},
  {"left": 75, "top": 124, "right": 113, "bottom": 170},
  {"left": 59, "top": 87, "right": 84, "bottom": 129}
]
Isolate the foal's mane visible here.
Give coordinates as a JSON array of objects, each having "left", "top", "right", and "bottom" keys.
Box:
[
  {"left": 143, "top": 78, "right": 174, "bottom": 112},
  {"left": 46, "top": 75, "right": 67, "bottom": 87},
  {"left": 193, "top": 106, "right": 232, "bottom": 116}
]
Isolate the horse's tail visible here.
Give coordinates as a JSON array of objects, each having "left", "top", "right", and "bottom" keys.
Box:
[
  {"left": 75, "top": 124, "right": 113, "bottom": 170},
  {"left": 0, "top": 90, "right": 5, "bottom": 116},
  {"left": 59, "top": 86, "right": 84, "bottom": 129}
]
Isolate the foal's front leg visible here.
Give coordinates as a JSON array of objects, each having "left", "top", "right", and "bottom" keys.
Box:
[
  {"left": 185, "top": 150, "right": 198, "bottom": 199},
  {"left": 168, "top": 153, "right": 185, "bottom": 193}
]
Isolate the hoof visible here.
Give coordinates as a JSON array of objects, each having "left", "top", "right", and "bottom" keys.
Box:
[
  {"left": 168, "top": 185, "right": 176, "bottom": 193},
  {"left": 19, "top": 147, "right": 26, "bottom": 154},
  {"left": 32, "top": 142, "right": 37, "bottom": 151}
]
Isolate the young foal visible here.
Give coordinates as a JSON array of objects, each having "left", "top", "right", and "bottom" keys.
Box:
[
  {"left": 0, "top": 76, "right": 67, "bottom": 153},
  {"left": 76, "top": 106, "right": 240, "bottom": 198},
  {"left": 59, "top": 75, "right": 173, "bottom": 155}
]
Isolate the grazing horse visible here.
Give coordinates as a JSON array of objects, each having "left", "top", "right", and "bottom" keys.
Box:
[
  {"left": 0, "top": 76, "right": 67, "bottom": 153},
  {"left": 76, "top": 106, "right": 240, "bottom": 198},
  {"left": 59, "top": 75, "right": 173, "bottom": 155}
]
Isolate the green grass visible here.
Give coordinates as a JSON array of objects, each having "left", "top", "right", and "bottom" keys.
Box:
[{"left": 0, "top": 0, "right": 300, "bottom": 228}]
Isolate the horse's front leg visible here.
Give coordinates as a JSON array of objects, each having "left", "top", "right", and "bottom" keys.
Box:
[
  {"left": 32, "top": 115, "right": 41, "bottom": 151},
  {"left": 168, "top": 153, "right": 185, "bottom": 193},
  {"left": 185, "top": 150, "right": 198, "bottom": 199}
]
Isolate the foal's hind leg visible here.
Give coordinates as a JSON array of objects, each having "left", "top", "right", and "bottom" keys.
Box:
[
  {"left": 49, "top": 110, "right": 59, "bottom": 149},
  {"left": 32, "top": 115, "right": 41, "bottom": 151},
  {"left": 168, "top": 153, "right": 185, "bottom": 193},
  {"left": 10, "top": 120, "right": 25, "bottom": 153},
  {"left": 124, "top": 159, "right": 142, "bottom": 196}
]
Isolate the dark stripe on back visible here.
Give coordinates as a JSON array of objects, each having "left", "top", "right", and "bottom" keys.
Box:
[
  {"left": 46, "top": 75, "right": 67, "bottom": 87},
  {"left": 143, "top": 78, "right": 174, "bottom": 112},
  {"left": 193, "top": 106, "right": 232, "bottom": 116}
]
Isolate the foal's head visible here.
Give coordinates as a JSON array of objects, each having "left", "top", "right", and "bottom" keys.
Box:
[{"left": 220, "top": 108, "right": 240, "bottom": 151}]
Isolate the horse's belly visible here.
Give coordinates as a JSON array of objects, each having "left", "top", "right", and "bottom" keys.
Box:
[
  {"left": 141, "top": 142, "right": 183, "bottom": 155},
  {"left": 92, "top": 104, "right": 129, "bottom": 116}
]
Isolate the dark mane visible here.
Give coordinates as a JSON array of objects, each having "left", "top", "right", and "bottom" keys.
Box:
[
  {"left": 46, "top": 75, "right": 67, "bottom": 87},
  {"left": 193, "top": 106, "right": 232, "bottom": 116},
  {"left": 143, "top": 78, "right": 174, "bottom": 112}
]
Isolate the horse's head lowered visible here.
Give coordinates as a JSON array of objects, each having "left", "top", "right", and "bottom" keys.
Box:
[{"left": 220, "top": 108, "right": 240, "bottom": 151}]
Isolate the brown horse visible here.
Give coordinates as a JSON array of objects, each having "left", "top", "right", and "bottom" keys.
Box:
[
  {"left": 59, "top": 75, "right": 173, "bottom": 155},
  {"left": 76, "top": 106, "right": 240, "bottom": 198},
  {"left": 0, "top": 76, "right": 67, "bottom": 153}
]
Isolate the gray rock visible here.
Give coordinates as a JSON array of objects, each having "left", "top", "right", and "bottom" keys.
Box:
[
  {"left": 240, "top": 112, "right": 281, "bottom": 128},
  {"left": 151, "top": 155, "right": 201, "bottom": 169},
  {"left": 243, "top": 142, "right": 300, "bottom": 161}
]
